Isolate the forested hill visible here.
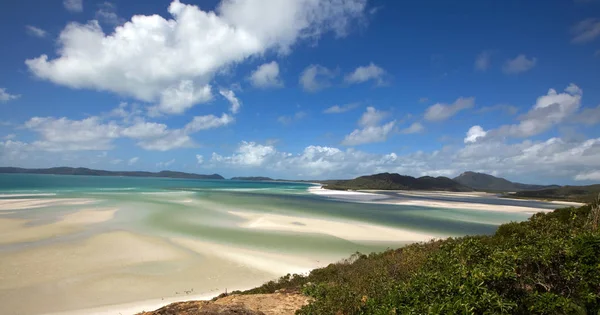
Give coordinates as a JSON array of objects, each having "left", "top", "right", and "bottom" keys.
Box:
[
  {"left": 453, "top": 171, "right": 559, "bottom": 191},
  {"left": 0, "top": 167, "right": 225, "bottom": 180},
  {"left": 325, "top": 172, "right": 472, "bottom": 191}
]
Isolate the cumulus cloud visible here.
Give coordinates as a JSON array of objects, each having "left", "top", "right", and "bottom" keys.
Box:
[
  {"left": 249, "top": 61, "right": 283, "bottom": 88},
  {"left": 95, "top": 2, "right": 124, "bottom": 27},
  {"left": 424, "top": 97, "right": 475, "bottom": 121},
  {"left": 196, "top": 154, "right": 204, "bottom": 164},
  {"left": 278, "top": 111, "right": 307, "bottom": 125},
  {"left": 206, "top": 136, "right": 600, "bottom": 180},
  {"left": 464, "top": 125, "right": 487, "bottom": 143},
  {"left": 63, "top": 0, "right": 83, "bottom": 12},
  {"left": 571, "top": 18, "right": 600, "bottom": 43},
  {"left": 323, "top": 103, "right": 359, "bottom": 114},
  {"left": 400, "top": 122, "right": 424, "bottom": 134},
  {"left": 27, "top": 0, "right": 366, "bottom": 113},
  {"left": 573, "top": 104, "right": 600, "bottom": 125},
  {"left": 25, "top": 25, "right": 47, "bottom": 38},
  {"left": 490, "top": 84, "right": 582, "bottom": 138},
  {"left": 299, "top": 64, "right": 335, "bottom": 92},
  {"left": 358, "top": 106, "right": 387, "bottom": 127},
  {"left": 474, "top": 51, "right": 492, "bottom": 71},
  {"left": 0, "top": 88, "right": 20, "bottom": 102},
  {"left": 344, "top": 63, "right": 386, "bottom": 85},
  {"left": 502, "top": 54, "right": 537, "bottom": 74},
  {"left": 574, "top": 170, "right": 600, "bottom": 181},
  {"left": 219, "top": 89, "right": 241, "bottom": 114},
  {"left": 22, "top": 109, "right": 233, "bottom": 152},
  {"left": 342, "top": 107, "right": 394, "bottom": 146},
  {"left": 128, "top": 157, "right": 139, "bottom": 165}
]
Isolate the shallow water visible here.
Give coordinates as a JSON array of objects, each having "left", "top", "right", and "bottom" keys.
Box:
[{"left": 0, "top": 174, "right": 565, "bottom": 314}]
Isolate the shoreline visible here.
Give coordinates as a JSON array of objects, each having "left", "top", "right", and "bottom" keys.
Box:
[{"left": 307, "top": 186, "right": 573, "bottom": 213}]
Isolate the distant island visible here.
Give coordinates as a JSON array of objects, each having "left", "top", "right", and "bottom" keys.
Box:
[
  {"left": 0, "top": 167, "right": 224, "bottom": 180},
  {"left": 230, "top": 176, "right": 274, "bottom": 181},
  {"left": 324, "top": 172, "right": 472, "bottom": 192}
]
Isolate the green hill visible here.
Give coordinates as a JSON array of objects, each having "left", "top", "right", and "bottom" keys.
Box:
[
  {"left": 236, "top": 200, "right": 600, "bottom": 314},
  {"left": 231, "top": 176, "right": 274, "bottom": 181},
  {"left": 325, "top": 172, "right": 472, "bottom": 191},
  {"left": 453, "top": 171, "right": 558, "bottom": 192},
  {"left": 0, "top": 167, "right": 224, "bottom": 180}
]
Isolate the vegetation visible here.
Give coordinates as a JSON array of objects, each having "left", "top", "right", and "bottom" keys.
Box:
[
  {"left": 325, "top": 172, "right": 472, "bottom": 192},
  {"left": 238, "top": 199, "right": 600, "bottom": 314},
  {"left": 453, "top": 171, "right": 558, "bottom": 192},
  {"left": 510, "top": 185, "right": 600, "bottom": 203},
  {"left": 0, "top": 167, "right": 224, "bottom": 180}
]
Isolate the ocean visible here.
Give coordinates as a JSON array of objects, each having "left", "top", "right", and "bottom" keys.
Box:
[{"left": 0, "top": 174, "right": 564, "bottom": 315}]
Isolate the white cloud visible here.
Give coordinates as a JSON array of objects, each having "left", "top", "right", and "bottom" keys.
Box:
[
  {"left": 464, "top": 125, "right": 487, "bottom": 143},
  {"left": 502, "top": 54, "right": 537, "bottom": 74},
  {"left": 128, "top": 157, "right": 139, "bottom": 165},
  {"left": 196, "top": 154, "right": 204, "bottom": 164},
  {"left": 574, "top": 170, "right": 600, "bottom": 181},
  {"left": 400, "top": 122, "right": 424, "bottom": 134},
  {"left": 342, "top": 121, "right": 395, "bottom": 146},
  {"left": 418, "top": 97, "right": 429, "bottom": 103},
  {"left": 25, "top": 25, "right": 47, "bottom": 38},
  {"left": 184, "top": 113, "right": 234, "bottom": 132},
  {"left": 219, "top": 89, "right": 241, "bottom": 114},
  {"left": 571, "top": 18, "right": 600, "bottom": 43},
  {"left": 110, "top": 159, "right": 123, "bottom": 165},
  {"left": 24, "top": 117, "right": 121, "bottom": 151},
  {"left": 323, "top": 103, "right": 359, "bottom": 114},
  {"left": 341, "top": 107, "right": 394, "bottom": 146},
  {"left": 573, "top": 104, "right": 600, "bottom": 125},
  {"left": 474, "top": 51, "right": 492, "bottom": 71},
  {"left": 27, "top": 0, "right": 366, "bottom": 113},
  {"left": 0, "top": 88, "right": 20, "bottom": 102},
  {"left": 63, "top": 0, "right": 83, "bottom": 12},
  {"left": 206, "top": 136, "right": 600, "bottom": 180},
  {"left": 424, "top": 97, "right": 475, "bottom": 121},
  {"left": 95, "top": 2, "right": 124, "bottom": 27},
  {"left": 249, "top": 61, "right": 283, "bottom": 88},
  {"left": 150, "top": 81, "right": 213, "bottom": 116},
  {"left": 344, "top": 63, "right": 386, "bottom": 85},
  {"left": 156, "top": 159, "right": 175, "bottom": 168},
  {"left": 278, "top": 111, "right": 306, "bottom": 125},
  {"left": 490, "top": 84, "right": 582, "bottom": 138},
  {"left": 299, "top": 64, "right": 335, "bottom": 92},
  {"left": 3, "top": 134, "right": 16, "bottom": 140},
  {"left": 211, "top": 141, "right": 279, "bottom": 167},
  {"left": 358, "top": 106, "right": 387, "bottom": 127}
]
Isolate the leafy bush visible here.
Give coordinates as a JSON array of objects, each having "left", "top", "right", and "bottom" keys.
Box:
[{"left": 244, "top": 201, "right": 600, "bottom": 314}]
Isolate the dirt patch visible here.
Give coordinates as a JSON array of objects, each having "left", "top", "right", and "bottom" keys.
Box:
[{"left": 139, "top": 292, "right": 310, "bottom": 315}]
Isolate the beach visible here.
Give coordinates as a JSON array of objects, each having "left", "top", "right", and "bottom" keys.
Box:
[{"left": 0, "top": 174, "right": 571, "bottom": 315}]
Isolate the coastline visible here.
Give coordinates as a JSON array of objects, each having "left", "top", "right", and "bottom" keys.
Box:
[{"left": 307, "top": 186, "right": 573, "bottom": 213}]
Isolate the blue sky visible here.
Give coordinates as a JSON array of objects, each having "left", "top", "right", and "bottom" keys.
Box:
[{"left": 1, "top": 0, "right": 600, "bottom": 183}]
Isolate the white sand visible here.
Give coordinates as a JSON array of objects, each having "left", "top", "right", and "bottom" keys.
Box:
[
  {"left": 171, "top": 237, "right": 322, "bottom": 276},
  {"left": 0, "top": 198, "right": 96, "bottom": 211},
  {"left": 0, "top": 208, "right": 118, "bottom": 244},
  {"left": 228, "top": 210, "right": 437, "bottom": 243},
  {"left": 308, "top": 186, "right": 555, "bottom": 213}
]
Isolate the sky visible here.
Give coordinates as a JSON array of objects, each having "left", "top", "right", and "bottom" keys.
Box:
[{"left": 1, "top": 0, "right": 600, "bottom": 183}]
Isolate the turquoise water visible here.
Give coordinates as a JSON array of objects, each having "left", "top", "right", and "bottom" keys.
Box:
[{"left": 0, "top": 173, "right": 558, "bottom": 256}]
